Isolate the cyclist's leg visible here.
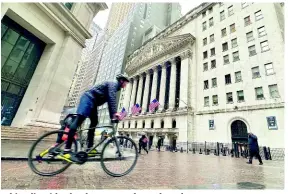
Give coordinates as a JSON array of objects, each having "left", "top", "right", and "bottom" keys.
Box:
[
  {"left": 65, "top": 115, "right": 86, "bottom": 150},
  {"left": 87, "top": 109, "right": 98, "bottom": 149}
]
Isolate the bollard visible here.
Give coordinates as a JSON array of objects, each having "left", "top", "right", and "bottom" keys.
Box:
[
  {"left": 263, "top": 146, "right": 268, "bottom": 160},
  {"left": 223, "top": 147, "right": 227, "bottom": 156},
  {"left": 267, "top": 147, "right": 272, "bottom": 160},
  {"left": 231, "top": 149, "right": 234, "bottom": 157},
  {"left": 204, "top": 141, "right": 207, "bottom": 155},
  {"left": 180, "top": 147, "right": 183, "bottom": 153},
  {"left": 193, "top": 148, "right": 196, "bottom": 154},
  {"left": 199, "top": 148, "right": 202, "bottom": 154}
]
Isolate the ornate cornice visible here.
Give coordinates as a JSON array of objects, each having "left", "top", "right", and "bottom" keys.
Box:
[
  {"left": 36, "top": 3, "right": 107, "bottom": 47},
  {"left": 125, "top": 34, "right": 195, "bottom": 75},
  {"left": 126, "top": 3, "right": 215, "bottom": 65}
]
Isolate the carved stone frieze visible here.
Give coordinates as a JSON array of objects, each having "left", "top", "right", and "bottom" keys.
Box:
[{"left": 126, "top": 33, "right": 195, "bottom": 75}]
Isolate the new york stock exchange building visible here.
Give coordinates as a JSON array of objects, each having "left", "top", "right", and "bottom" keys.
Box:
[{"left": 118, "top": 3, "right": 284, "bottom": 151}]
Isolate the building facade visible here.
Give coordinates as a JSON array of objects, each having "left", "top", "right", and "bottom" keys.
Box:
[
  {"left": 65, "top": 22, "right": 102, "bottom": 108},
  {"left": 118, "top": 3, "right": 285, "bottom": 149},
  {"left": 1, "top": 2, "right": 107, "bottom": 127},
  {"left": 96, "top": 3, "right": 182, "bottom": 124}
]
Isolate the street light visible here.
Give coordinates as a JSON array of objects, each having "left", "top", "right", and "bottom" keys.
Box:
[{"left": 177, "top": 98, "right": 190, "bottom": 153}]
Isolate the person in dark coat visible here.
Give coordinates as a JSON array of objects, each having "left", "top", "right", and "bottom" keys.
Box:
[
  {"left": 50, "top": 74, "right": 130, "bottom": 163},
  {"left": 247, "top": 133, "right": 263, "bottom": 165},
  {"left": 157, "top": 137, "right": 162, "bottom": 152},
  {"left": 139, "top": 135, "right": 148, "bottom": 154},
  {"left": 172, "top": 138, "right": 177, "bottom": 152}
]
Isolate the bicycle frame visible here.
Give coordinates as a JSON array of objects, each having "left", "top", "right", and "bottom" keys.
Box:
[{"left": 77, "top": 122, "right": 123, "bottom": 157}]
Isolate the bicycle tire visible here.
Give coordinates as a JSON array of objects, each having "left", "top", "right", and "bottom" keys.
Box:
[
  {"left": 27, "top": 130, "right": 78, "bottom": 176},
  {"left": 100, "top": 136, "right": 138, "bottom": 177}
]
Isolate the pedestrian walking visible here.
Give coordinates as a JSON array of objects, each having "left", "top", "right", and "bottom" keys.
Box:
[
  {"left": 157, "top": 137, "right": 162, "bottom": 152},
  {"left": 247, "top": 133, "right": 263, "bottom": 165},
  {"left": 172, "top": 138, "right": 177, "bottom": 152},
  {"left": 139, "top": 135, "right": 148, "bottom": 154}
]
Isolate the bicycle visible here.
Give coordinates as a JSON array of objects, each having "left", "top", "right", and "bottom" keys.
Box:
[{"left": 28, "top": 114, "right": 138, "bottom": 177}]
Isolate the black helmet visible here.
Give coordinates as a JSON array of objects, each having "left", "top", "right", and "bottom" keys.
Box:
[{"left": 116, "top": 73, "right": 129, "bottom": 82}]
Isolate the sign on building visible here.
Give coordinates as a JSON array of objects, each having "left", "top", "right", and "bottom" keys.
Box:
[
  {"left": 209, "top": 119, "right": 215, "bottom": 130},
  {"left": 266, "top": 116, "right": 278, "bottom": 130}
]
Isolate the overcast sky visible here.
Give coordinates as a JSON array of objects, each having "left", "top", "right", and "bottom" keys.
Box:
[{"left": 93, "top": 2, "right": 201, "bottom": 29}]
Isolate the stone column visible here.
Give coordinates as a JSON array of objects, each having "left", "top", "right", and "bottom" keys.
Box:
[
  {"left": 129, "top": 76, "right": 138, "bottom": 113},
  {"left": 123, "top": 78, "right": 133, "bottom": 110},
  {"left": 150, "top": 67, "right": 158, "bottom": 104},
  {"left": 142, "top": 71, "right": 150, "bottom": 113},
  {"left": 169, "top": 58, "right": 177, "bottom": 110},
  {"left": 179, "top": 57, "right": 189, "bottom": 108},
  {"left": 158, "top": 64, "right": 166, "bottom": 111},
  {"left": 136, "top": 75, "right": 144, "bottom": 106}
]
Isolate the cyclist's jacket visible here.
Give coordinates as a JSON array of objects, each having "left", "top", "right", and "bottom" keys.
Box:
[{"left": 85, "top": 81, "right": 121, "bottom": 119}]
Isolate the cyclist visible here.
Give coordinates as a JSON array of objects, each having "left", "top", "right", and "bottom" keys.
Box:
[{"left": 51, "top": 74, "right": 130, "bottom": 163}]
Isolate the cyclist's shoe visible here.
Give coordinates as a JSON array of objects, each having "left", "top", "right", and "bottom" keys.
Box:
[
  {"left": 86, "top": 148, "right": 99, "bottom": 157},
  {"left": 47, "top": 146, "right": 61, "bottom": 158},
  {"left": 56, "top": 151, "right": 81, "bottom": 163}
]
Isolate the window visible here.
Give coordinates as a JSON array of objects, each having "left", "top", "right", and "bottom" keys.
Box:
[
  {"left": 231, "top": 38, "right": 238, "bottom": 48},
  {"left": 260, "top": 41, "right": 270, "bottom": 52},
  {"left": 202, "top": 11, "right": 206, "bottom": 18},
  {"left": 221, "top": 28, "right": 227, "bottom": 37},
  {"left": 211, "top": 60, "right": 216, "bottom": 69},
  {"left": 269, "top": 84, "right": 280, "bottom": 98},
  {"left": 242, "top": 2, "right": 248, "bottom": 9},
  {"left": 64, "top": 3, "right": 73, "bottom": 10},
  {"left": 230, "top": 23, "right": 236, "bottom": 33},
  {"left": 222, "top": 42, "right": 228, "bottom": 52},
  {"left": 255, "top": 10, "right": 263, "bottom": 21},
  {"left": 210, "top": 48, "right": 215, "bottom": 56},
  {"left": 203, "top": 38, "right": 207, "bottom": 46},
  {"left": 212, "top": 95, "right": 218, "bottom": 105},
  {"left": 258, "top": 26, "right": 267, "bottom": 37},
  {"left": 203, "top": 21, "right": 207, "bottom": 31},
  {"left": 233, "top": 51, "right": 240, "bottom": 61},
  {"left": 212, "top": 78, "right": 217, "bottom": 87},
  {"left": 255, "top": 87, "right": 264, "bottom": 100},
  {"left": 204, "top": 80, "right": 209, "bottom": 89},
  {"left": 244, "top": 16, "right": 251, "bottom": 26},
  {"left": 203, "top": 62, "right": 208, "bottom": 71},
  {"left": 248, "top": 45, "right": 257, "bottom": 56},
  {"left": 225, "top": 74, "right": 231, "bottom": 84},
  {"left": 264, "top": 63, "right": 274, "bottom": 75},
  {"left": 209, "top": 17, "right": 214, "bottom": 27},
  {"left": 220, "top": 11, "right": 225, "bottom": 21},
  {"left": 228, "top": 6, "right": 234, "bottom": 16},
  {"left": 203, "top": 51, "right": 208, "bottom": 59},
  {"left": 208, "top": 7, "right": 213, "bottom": 13},
  {"left": 210, "top": 34, "right": 215, "bottom": 42},
  {"left": 246, "top": 31, "right": 254, "bottom": 42},
  {"left": 204, "top": 96, "right": 209, "bottom": 107},
  {"left": 226, "top": 92, "right": 233, "bottom": 103},
  {"left": 223, "top": 55, "right": 229, "bottom": 64},
  {"left": 235, "top": 71, "right": 242, "bottom": 82},
  {"left": 252, "top": 66, "right": 261, "bottom": 78},
  {"left": 237, "top": 90, "right": 245, "bottom": 102}
]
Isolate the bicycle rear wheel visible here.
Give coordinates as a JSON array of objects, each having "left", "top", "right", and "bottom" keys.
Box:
[
  {"left": 27, "top": 130, "right": 78, "bottom": 176},
  {"left": 100, "top": 136, "right": 138, "bottom": 177}
]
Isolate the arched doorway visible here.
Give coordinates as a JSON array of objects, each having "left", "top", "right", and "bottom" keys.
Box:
[{"left": 231, "top": 120, "right": 248, "bottom": 143}]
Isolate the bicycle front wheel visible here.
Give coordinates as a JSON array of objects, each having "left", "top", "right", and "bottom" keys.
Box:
[
  {"left": 100, "top": 136, "right": 138, "bottom": 177},
  {"left": 28, "top": 130, "right": 78, "bottom": 176}
]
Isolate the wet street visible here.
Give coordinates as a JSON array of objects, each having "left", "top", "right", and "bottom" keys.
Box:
[{"left": 1, "top": 151, "right": 284, "bottom": 189}]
